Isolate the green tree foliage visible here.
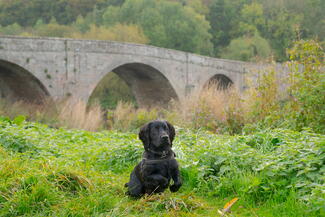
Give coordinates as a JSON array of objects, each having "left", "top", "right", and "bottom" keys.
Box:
[
  {"left": 167, "top": 0, "right": 211, "bottom": 15},
  {"left": 0, "top": 0, "right": 108, "bottom": 26},
  {"left": 261, "top": 0, "right": 325, "bottom": 41},
  {"left": 300, "top": 0, "right": 325, "bottom": 40},
  {"left": 260, "top": 3, "right": 300, "bottom": 61},
  {"left": 221, "top": 32, "right": 271, "bottom": 61},
  {"left": 0, "top": 22, "right": 23, "bottom": 35},
  {"left": 33, "top": 18, "right": 76, "bottom": 37},
  {"left": 73, "top": 15, "right": 90, "bottom": 33},
  {"left": 207, "top": 0, "right": 247, "bottom": 56},
  {"left": 102, "top": 0, "right": 213, "bottom": 55},
  {"left": 238, "top": 2, "right": 265, "bottom": 36},
  {"left": 89, "top": 72, "right": 136, "bottom": 110},
  {"left": 69, "top": 24, "right": 148, "bottom": 44},
  {"left": 182, "top": 0, "right": 210, "bottom": 15},
  {"left": 207, "top": 0, "right": 324, "bottom": 60}
]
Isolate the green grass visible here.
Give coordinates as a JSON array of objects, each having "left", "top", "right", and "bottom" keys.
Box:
[{"left": 0, "top": 116, "right": 324, "bottom": 216}]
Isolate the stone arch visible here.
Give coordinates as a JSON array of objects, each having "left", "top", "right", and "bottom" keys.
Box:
[
  {"left": 89, "top": 62, "right": 179, "bottom": 108},
  {"left": 0, "top": 59, "right": 50, "bottom": 104},
  {"left": 204, "top": 74, "right": 234, "bottom": 90}
]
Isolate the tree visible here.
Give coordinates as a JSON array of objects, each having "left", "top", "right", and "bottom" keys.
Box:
[
  {"left": 221, "top": 32, "right": 271, "bottom": 61},
  {"left": 261, "top": 0, "right": 325, "bottom": 41},
  {"left": 263, "top": 8, "right": 299, "bottom": 61},
  {"left": 0, "top": 0, "right": 108, "bottom": 26},
  {"left": 185, "top": 0, "right": 210, "bottom": 15},
  {"left": 73, "top": 15, "right": 90, "bottom": 33},
  {"left": 101, "top": 6, "right": 121, "bottom": 26},
  {"left": 207, "top": 0, "right": 248, "bottom": 56},
  {"left": 35, "top": 18, "right": 76, "bottom": 37},
  {"left": 102, "top": 0, "right": 213, "bottom": 55},
  {"left": 238, "top": 2, "right": 265, "bottom": 36},
  {"left": 69, "top": 24, "right": 148, "bottom": 44},
  {"left": 0, "top": 22, "right": 23, "bottom": 35}
]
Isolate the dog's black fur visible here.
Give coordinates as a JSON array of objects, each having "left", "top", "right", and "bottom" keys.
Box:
[{"left": 125, "top": 120, "right": 182, "bottom": 197}]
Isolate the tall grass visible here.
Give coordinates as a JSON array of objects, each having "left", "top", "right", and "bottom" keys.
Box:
[
  {"left": 170, "top": 84, "right": 241, "bottom": 133},
  {"left": 58, "top": 99, "right": 103, "bottom": 131},
  {"left": 0, "top": 99, "right": 57, "bottom": 124},
  {"left": 0, "top": 98, "right": 103, "bottom": 131}
]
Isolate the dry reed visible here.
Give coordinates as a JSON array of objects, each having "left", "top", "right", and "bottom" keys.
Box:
[
  {"left": 0, "top": 98, "right": 104, "bottom": 131},
  {"left": 57, "top": 99, "right": 103, "bottom": 131}
]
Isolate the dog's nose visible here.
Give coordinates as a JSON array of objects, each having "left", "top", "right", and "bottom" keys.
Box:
[{"left": 161, "top": 135, "right": 169, "bottom": 141}]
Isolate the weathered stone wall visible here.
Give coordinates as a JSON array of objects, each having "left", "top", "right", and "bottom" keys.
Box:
[{"left": 0, "top": 35, "right": 257, "bottom": 106}]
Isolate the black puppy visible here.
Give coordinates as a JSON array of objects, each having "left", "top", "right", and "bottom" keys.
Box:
[{"left": 125, "top": 120, "right": 182, "bottom": 197}]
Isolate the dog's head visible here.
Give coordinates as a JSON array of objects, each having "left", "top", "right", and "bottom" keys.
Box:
[{"left": 139, "top": 120, "right": 175, "bottom": 151}]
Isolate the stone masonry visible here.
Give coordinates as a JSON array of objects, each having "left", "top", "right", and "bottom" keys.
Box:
[{"left": 0, "top": 36, "right": 259, "bottom": 106}]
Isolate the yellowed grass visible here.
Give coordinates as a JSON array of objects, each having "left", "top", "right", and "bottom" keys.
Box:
[
  {"left": 179, "top": 85, "right": 228, "bottom": 124},
  {"left": 0, "top": 98, "right": 103, "bottom": 131},
  {"left": 0, "top": 98, "right": 55, "bottom": 121},
  {"left": 57, "top": 99, "right": 103, "bottom": 131}
]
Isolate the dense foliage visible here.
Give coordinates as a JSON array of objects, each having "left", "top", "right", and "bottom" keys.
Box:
[
  {"left": 0, "top": 0, "right": 324, "bottom": 61},
  {"left": 0, "top": 116, "right": 324, "bottom": 216}
]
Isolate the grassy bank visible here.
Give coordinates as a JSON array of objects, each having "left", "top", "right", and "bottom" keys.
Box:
[{"left": 0, "top": 117, "right": 324, "bottom": 216}]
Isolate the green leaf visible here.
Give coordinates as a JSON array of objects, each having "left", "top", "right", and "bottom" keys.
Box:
[{"left": 13, "top": 115, "right": 26, "bottom": 125}]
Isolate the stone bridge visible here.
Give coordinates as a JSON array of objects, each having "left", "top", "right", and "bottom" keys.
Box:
[{"left": 0, "top": 36, "right": 258, "bottom": 106}]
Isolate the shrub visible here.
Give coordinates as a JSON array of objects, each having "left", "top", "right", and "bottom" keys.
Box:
[{"left": 286, "top": 40, "right": 325, "bottom": 133}]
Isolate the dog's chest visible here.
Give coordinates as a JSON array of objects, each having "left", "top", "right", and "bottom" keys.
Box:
[{"left": 141, "top": 159, "right": 170, "bottom": 176}]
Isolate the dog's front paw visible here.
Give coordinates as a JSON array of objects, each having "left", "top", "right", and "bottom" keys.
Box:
[{"left": 169, "top": 183, "right": 181, "bottom": 192}]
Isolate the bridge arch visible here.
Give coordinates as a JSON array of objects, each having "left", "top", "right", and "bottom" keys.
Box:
[
  {"left": 203, "top": 74, "right": 234, "bottom": 91},
  {"left": 88, "top": 62, "right": 179, "bottom": 108},
  {"left": 0, "top": 59, "right": 50, "bottom": 104}
]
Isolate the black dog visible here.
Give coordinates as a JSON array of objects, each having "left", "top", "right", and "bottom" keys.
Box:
[{"left": 125, "top": 120, "right": 182, "bottom": 197}]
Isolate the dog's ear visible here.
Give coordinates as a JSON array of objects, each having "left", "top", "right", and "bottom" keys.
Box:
[
  {"left": 139, "top": 122, "right": 151, "bottom": 150},
  {"left": 165, "top": 121, "right": 175, "bottom": 143}
]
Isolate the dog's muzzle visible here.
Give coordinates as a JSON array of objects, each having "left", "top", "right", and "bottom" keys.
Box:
[{"left": 161, "top": 135, "right": 170, "bottom": 145}]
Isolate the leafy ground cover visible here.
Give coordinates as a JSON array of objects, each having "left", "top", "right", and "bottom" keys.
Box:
[{"left": 0, "top": 116, "right": 324, "bottom": 216}]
